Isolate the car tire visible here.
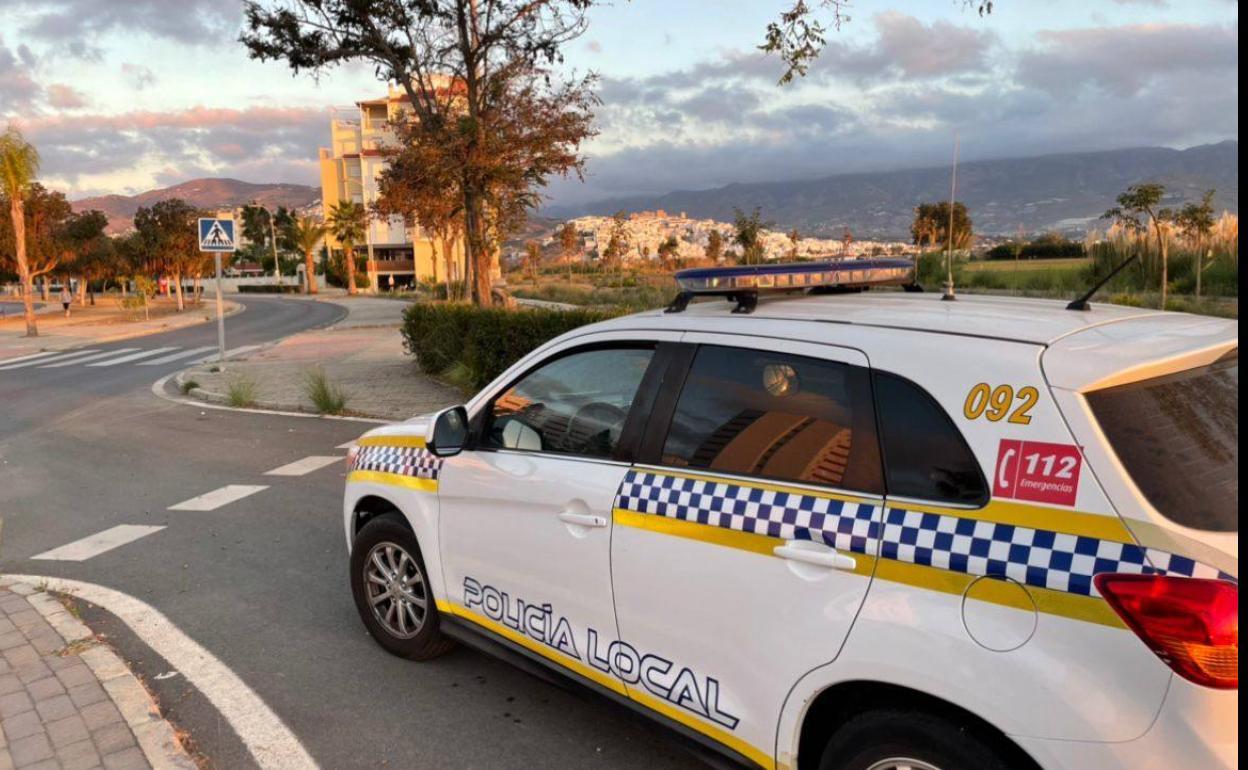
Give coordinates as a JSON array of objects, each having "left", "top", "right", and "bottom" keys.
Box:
[
  {"left": 350, "top": 513, "right": 455, "bottom": 661},
  {"left": 818, "top": 709, "right": 1016, "bottom": 770}
]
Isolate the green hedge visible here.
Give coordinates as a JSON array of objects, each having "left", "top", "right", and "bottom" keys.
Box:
[
  {"left": 237, "top": 284, "right": 302, "bottom": 294},
  {"left": 402, "top": 303, "right": 618, "bottom": 392}
]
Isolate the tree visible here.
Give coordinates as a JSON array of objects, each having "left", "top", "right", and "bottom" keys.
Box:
[
  {"left": 1176, "top": 189, "right": 1216, "bottom": 300},
  {"left": 910, "top": 204, "right": 940, "bottom": 251},
  {"left": 288, "top": 214, "right": 327, "bottom": 294},
  {"left": 840, "top": 226, "right": 853, "bottom": 256},
  {"left": 557, "top": 222, "right": 580, "bottom": 280},
  {"left": 787, "top": 228, "right": 801, "bottom": 260},
  {"left": 705, "top": 228, "right": 724, "bottom": 262},
  {"left": 242, "top": 0, "right": 599, "bottom": 307},
  {"left": 523, "top": 241, "right": 542, "bottom": 280},
  {"left": 372, "top": 136, "right": 466, "bottom": 298},
  {"left": 133, "top": 199, "right": 200, "bottom": 311},
  {"left": 732, "top": 207, "right": 772, "bottom": 265},
  {"left": 657, "top": 235, "right": 680, "bottom": 270},
  {"left": 912, "top": 202, "right": 971, "bottom": 253},
  {"left": 762, "top": 1, "right": 994, "bottom": 84},
  {"left": 60, "top": 209, "right": 111, "bottom": 304},
  {"left": 1, "top": 183, "right": 74, "bottom": 305},
  {"left": 602, "top": 210, "right": 630, "bottom": 268},
  {"left": 0, "top": 126, "right": 41, "bottom": 336},
  {"left": 329, "top": 200, "right": 366, "bottom": 295},
  {"left": 1104, "top": 183, "right": 1170, "bottom": 308}
]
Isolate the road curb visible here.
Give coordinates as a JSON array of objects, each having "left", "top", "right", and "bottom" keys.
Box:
[
  {"left": 152, "top": 371, "right": 388, "bottom": 424},
  {"left": 0, "top": 577, "right": 198, "bottom": 770}
]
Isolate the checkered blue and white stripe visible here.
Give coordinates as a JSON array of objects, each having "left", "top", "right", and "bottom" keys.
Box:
[
  {"left": 615, "top": 469, "right": 1236, "bottom": 598},
  {"left": 615, "top": 470, "right": 879, "bottom": 555},
  {"left": 352, "top": 444, "right": 442, "bottom": 480}
]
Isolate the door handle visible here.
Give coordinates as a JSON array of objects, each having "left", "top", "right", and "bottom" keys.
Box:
[
  {"left": 557, "top": 511, "right": 607, "bottom": 528},
  {"left": 773, "top": 540, "right": 857, "bottom": 571}
]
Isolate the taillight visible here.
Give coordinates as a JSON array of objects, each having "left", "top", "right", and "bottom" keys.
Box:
[{"left": 1095, "top": 573, "right": 1238, "bottom": 690}]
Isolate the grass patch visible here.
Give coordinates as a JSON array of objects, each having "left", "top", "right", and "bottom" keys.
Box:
[
  {"left": 303, "top": 367, "right": 349, "bottom": 414},
  {"left": 225, "top": 374, "right": 259, "bottom": 408},
  {"left": 180, "top": 379, "right": 199, "bottom": 395}
]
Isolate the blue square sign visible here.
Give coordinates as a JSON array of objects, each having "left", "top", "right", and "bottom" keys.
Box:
[{"left": 198, "top": 218, "right": 236, "bottom": 252}]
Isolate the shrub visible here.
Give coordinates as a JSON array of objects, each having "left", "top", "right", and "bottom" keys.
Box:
[
  {"left": 238, "top": 284, "right": 302, "bottom": 294},
  {"left": 402, "top": 303, "right": 618, "bottom": 392},
  {"left": 180, "top": 379, "right": 199, "bottom": 394},
  {"left": 225, "top": 374, "right": 259, "bottom": 408},
  {"left": 303, "top": 367, "right": 349, "bottom": 414}
]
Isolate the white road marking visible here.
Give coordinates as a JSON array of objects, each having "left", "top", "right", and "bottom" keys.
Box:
[
  {"left": 138, "top": 345, "right": 218, "bottom": 365},
  {"left": 0, "top": 350, "right": 61, "bottom": 366},
  {"left": 87, "top": 346, "right": 179, "bottom": 367},
  {"left": 336, "top": 440, "right": 358, "bottom": 449},
  {"left": 41, "top": 347, "right": 140, "bottom": 367},
  {"left": 264, "top": 456, "right": 342, "bottom": 476},
  {"left": 187, "top": 344, "right": 262, "bottom": 365},
  {"left": 169, "top": 484, "right": 268, "bottom": 511},
  {"left": 31, "top": 525, "right": 165, "bottom": 561},
  {"left": 1, "top": 575, "right": 319, "bottom": 770},
  {"left": 0, "top": 349, "right": 99, "bottom": 370}
]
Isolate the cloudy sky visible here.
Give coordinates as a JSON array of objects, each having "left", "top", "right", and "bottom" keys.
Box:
[{"left": 0, "top": 0, "right": 1238, "bottom": 205}]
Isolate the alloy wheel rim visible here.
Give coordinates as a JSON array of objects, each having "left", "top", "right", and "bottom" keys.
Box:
[
  {"left": 364, "top": 542, "right": 427, "bottom": 639},
  {"left": 864, "top": 760, "right": 943, "bottom": 770}
]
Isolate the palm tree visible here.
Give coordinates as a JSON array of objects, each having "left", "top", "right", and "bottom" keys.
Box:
[
  {"left": 328, "top": 200, "right": 365, "bottom": 295},
  {"left": 1, "top": 125, "right": 41, "bottom": 337},
  {"left": 289, "top": 214, "right": 327, "bottom": 295}
]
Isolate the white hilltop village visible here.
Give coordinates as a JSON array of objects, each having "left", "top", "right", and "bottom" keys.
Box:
[{"left": 553, "top": 210, "right": 917, "bottom": 264}]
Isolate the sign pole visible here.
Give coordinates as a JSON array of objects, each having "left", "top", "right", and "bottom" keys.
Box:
[
  {"left": 214, "top": 252, "right": 226, "bottom": 362},
  {"left": 199, "top": 216, "right": 236, "bottom": 363}
]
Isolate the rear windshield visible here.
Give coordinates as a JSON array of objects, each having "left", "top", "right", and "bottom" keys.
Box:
[{"left": 1085, "top": 350, "right": 1238, "bottom": 532}]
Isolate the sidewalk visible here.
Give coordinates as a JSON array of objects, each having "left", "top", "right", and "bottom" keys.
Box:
[
  {"left": 178, "top": 296, "right": 461, "bottom": 421},
  {"left": 0, "top": 581, "right": 195, "bottom": 770},
  {"left": 0, "top": 297, "right": 241, "bottom": 363}
]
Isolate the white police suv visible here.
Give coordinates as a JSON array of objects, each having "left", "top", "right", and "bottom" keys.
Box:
[{"left": 344, "top": 260, "right": 1237, "bottom": 770}]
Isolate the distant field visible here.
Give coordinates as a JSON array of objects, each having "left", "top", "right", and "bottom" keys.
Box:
[{"left": 963, "top": 257, "right": 1091, "bottom": 273}]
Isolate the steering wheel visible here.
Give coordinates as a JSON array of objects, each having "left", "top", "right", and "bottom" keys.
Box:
[{"left": 566, "top": 402, "right": 628, "bottom": 454}]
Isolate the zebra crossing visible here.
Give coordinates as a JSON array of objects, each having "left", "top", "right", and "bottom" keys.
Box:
[
  {"left": 30, "top": 450, "right": 348, "bottom": 561},
  {"left": 0, "top": 344, "right": 259, "bottom": 372}
]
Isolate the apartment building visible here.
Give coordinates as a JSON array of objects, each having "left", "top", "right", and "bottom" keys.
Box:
[{"left": 318, "top": 84, "right": 458, "bottom": 287}]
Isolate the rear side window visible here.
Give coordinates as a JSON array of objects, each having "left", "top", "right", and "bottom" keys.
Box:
[
  {"left": 874, "top": 372, "right": 988, "bottom": 505},
  {"left": 1085, "top": 351, "right": 1238, "bottom": 532},
  {"left": 660, "top": 345, "right": 883, "bottom": 494}
]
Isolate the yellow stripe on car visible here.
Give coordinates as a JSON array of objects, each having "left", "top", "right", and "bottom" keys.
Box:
[{"left": 346, "top": 469, "right": 438, "bottom": 492}]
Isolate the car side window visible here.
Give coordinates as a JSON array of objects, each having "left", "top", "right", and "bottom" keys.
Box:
[
  {"left": 660, "top": 345, "right": 884, "bottom": 494},
  {"left": 874, "top": 371, "right": 988, "bottom": 505},
  {"left": 485, "top": 346, "right": 654, "bottom": 459}
]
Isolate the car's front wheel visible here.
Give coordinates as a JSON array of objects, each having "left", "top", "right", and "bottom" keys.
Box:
[
  {"left": 350, "top": 513, "right": 455, "bottom": 660},
  {"left": 818, "top": 709, "right": 1016, "bottom": 770}
]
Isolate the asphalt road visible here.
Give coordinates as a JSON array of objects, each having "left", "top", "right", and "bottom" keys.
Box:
[{"left": 0, "top": 296, "right": 705, "bottom": 770}]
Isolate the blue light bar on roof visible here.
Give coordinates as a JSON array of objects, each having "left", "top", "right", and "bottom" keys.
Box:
[{"left": 674, "top": 257, "right": 916, "bottom": 293}]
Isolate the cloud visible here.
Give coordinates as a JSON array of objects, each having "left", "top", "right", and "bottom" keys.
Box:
[
  {"left": 121, "top": 62, "right": 157, "bottom": 90},
  {"left": 45, "top": 83, "right": 89, "bottom": 109},
  {"left": 1, "top": 36, "right": 42, "bottom": 112},
  {"left": 19, "top": 106, "right": 326, "bottom": 192},
  {"left": 550, "top": 18, "right": 1236, "bottom": 206},
  {"left": 1016, "top": 22, "right": 1238, "bottom": 97},
  {"left": 13, "top": 0, "right": 242, "bottom": 54}
]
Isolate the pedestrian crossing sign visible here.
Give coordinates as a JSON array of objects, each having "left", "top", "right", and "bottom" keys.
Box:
[{"left": 198, "top": 218, "right": 236, "bottom": 252}]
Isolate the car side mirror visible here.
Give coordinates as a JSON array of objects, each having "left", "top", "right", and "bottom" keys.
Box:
[{"left": 429, "top": 406, "right": 469, "bottom": 457}]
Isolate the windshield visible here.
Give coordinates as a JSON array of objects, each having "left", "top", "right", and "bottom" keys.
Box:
[{"left": 1085, "top": 350, "right": 1238, "bottom": 532}]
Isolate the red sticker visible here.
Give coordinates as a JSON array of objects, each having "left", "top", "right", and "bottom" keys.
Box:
[{"left": 994, "top": 439, "right": 1082, "bottom": 506}]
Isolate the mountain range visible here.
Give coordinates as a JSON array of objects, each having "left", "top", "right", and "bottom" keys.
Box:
[
  {"left": 73, "top": 178, "right": 321, "bottom": 234},
  {"left": 555, "top": 141, "right": 1239, "bottom": 239}
]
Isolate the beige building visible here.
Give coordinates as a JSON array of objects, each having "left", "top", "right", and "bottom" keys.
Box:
[{"left": 319, "top": 85, "right": 461, "bottom": 287}]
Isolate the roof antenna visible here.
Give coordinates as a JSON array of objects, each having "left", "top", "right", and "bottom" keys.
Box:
[
  {"left": 942, "top": 132, "right": 959, "bottom": 302},
  {"left": 1066, "top": 253, "right": 1139, "bottom": 311}
]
